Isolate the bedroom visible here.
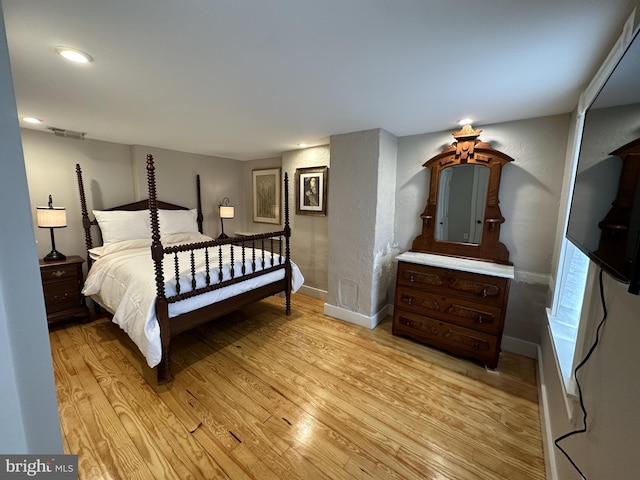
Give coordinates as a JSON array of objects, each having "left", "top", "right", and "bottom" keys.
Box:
[{"left": 3, "top": 1, "right": 640, "bottom": 479}]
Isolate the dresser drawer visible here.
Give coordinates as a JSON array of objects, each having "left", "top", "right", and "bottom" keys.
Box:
[
  {"left": 393, "top": 309, "right": 499, "bottom": 367},
  {"left": 397, "top": 261, "right": 509, "bottom": 307},
  {"left": 394, "top": 285, "right": 503, "bottom": 334}
]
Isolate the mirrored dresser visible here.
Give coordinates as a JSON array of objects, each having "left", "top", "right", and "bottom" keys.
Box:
[{"left": 393, "top": 125, "right": 514, "bottom": 368}]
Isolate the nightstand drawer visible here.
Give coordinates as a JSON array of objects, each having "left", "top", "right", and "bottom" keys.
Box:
[
  {"left": 43, "top": 279, "right": 82, "bottom": 312},
  {"left": 39, "top": 255, "right": 89, "bottom": 326},
  {"left": 41, "top": 266, "right": 78, "bottom": 283}
]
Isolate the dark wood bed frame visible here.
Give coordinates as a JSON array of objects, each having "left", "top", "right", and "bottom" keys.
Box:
[{"left": 76, "top": 154, "right": 292, "bottom": 384}]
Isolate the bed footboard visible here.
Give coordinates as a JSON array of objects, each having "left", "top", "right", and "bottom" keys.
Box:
[{"left": 146, "top": 154, "right": 292, "bottom": 384}]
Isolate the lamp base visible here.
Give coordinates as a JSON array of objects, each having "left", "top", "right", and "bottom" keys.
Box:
[{"left": 43, "top": 249, "right": 66, "bottom": 262}]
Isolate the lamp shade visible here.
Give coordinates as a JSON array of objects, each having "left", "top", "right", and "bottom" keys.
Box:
[
  {"left": 36, "top": 207, "right": 67, "bottom": 228},
  {"left": 219, "top": 206, "right": 235, "bottom": 219}
]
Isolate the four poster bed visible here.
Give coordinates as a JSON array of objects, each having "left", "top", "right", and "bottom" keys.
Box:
[{"left": 75, "top": 154, "right": 303, "bottom": 384}]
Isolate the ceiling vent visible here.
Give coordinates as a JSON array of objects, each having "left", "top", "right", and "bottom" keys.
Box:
[{"left": 47, "top": 127, "right": 85, "bottom": 140}]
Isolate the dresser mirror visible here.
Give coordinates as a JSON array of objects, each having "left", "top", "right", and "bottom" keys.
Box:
[
  {"left": 412, "top": 125, "right": 514, "bottom": 264},
  {"left": 435, "top": 163, "right": 490, "bottom": 244}
]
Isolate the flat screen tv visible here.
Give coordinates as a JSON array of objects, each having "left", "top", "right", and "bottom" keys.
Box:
[{"left": 566, "top": 28, "right": 640, "bottom": 295}]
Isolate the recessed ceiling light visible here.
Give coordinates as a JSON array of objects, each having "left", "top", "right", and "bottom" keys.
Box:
[
  {"left": 22, "top": 117, "right": 42, "bottom": 124},
  {"left": 297, "top": 143, "right": 308, "bottom": 148},
  {"left": 457, "top": 118, "right": 473, "bottom": 126},
  {"left": 54, "top": 46, "right": 93, "bottom": 64}
]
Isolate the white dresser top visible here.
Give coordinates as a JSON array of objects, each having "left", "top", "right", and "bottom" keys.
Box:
[{"left": 396, "top": 251, "right": 515, "bottom": 279}]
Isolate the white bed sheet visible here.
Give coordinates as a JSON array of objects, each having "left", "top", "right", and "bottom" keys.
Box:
[{"left": 82, "top": 233, "right": 304, "bottom": 367}]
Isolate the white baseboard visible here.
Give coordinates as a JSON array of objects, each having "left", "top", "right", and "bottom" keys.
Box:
[
  {"left": 501, "top": 335, "right": 538, "bottom": 359},
  {"left": 297, "top": 285, "right": 327, "bottom": 301},
  {"left": 323, "top": 302, "right": 389, "bottom": 329},
  {"left": 536, "top": 343, "right": 559, "bottom": 480},
  {"left": 515, "top": 270, "right": 551, "bottom": 284}
]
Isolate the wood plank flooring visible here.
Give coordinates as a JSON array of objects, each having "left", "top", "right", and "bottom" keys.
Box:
[{"left": 49, "top": 293, "right": 545, "bottom": 479}]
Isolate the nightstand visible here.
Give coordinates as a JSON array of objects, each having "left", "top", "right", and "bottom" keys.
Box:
[
  {"left": 234, "top": 231, "right": 283, "bottom": 254},
  {"left": 39, "top": 255, "right": 90, "bottom": 327}
]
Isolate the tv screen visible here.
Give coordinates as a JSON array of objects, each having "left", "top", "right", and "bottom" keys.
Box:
[{"left": 566, "top": 29, "right": 640, "bottom": 294}]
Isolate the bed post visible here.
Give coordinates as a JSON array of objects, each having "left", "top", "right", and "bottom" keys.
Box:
[
  {"left": 146, "top": 154, "right": 172, "bottom": 383},
  {"left": 196, "top": 174, "right": 203, "bottom": 234},
  {"left": 75, "top": 164, "right": 94, "bottom": 268},
  {"left": 284, "top": 172, "right": 292, "bottom": 315}
]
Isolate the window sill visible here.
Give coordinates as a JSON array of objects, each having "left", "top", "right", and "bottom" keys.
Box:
[{"left": 546, "top": 307, "right": 580, "bottom": 401}]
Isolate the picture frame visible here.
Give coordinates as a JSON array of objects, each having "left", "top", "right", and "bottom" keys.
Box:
[
  {"left": 296, "top": 166, "right": 328, "bottom": 216},
  {"left": 252, "top": 167, "right": 281, "bottom": 224}
]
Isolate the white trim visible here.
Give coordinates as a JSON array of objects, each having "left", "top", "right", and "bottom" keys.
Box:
[
  {"left": 544, "top": 321, "right": 579, "bottom": 418},
  {"left": 536, "top": 343, "right": 559, "bottom": 480},
  {"left": 581, "top": 7, "right": 638, "bottom": 110},
  {"left": 297, "top": 285, "right": 327, "bottom": 301},
  {"left": 514, "top": 270, "right": 550, "bottom": 285},
  {"left": 323, "top": 302, "right": 389, "bottom": 329},
  {"left": 501, "top": 335, "right": 538, "bottom": 359}
]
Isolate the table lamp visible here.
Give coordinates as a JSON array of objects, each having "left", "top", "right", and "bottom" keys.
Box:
[
  {"left": 37, "top": 194, "right": 67, "bottom": 261},
  {"left": 218, "top": 197, "right": 234, "bottom": 239}
]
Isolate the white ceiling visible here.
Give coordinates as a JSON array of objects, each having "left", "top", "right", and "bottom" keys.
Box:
[{"left": 2, "top": 0, "right": 638, "bottom": 160}]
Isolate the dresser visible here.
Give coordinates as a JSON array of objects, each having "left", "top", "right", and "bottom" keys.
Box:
[
  {"left": 399, "top": 126, "right": 516, "bottom": 368},
  {"left": 392, "top": 251, "right": 514, "bottom": 368},
  {"left": 39, "top": 255, "right": 90, "bottom": 327}
]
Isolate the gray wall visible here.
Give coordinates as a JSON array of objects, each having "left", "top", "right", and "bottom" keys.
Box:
[
  {"left": 23, "top": 129, "right": 133, "bottom": 260},
  {"left": 23, "top": 130, "right": 248, "bottom": 259},
  {"left": 130, "top": 144, "right": 244, "bottom": 237},
  {"left": 282, "top": 145, "right": 330, "bottom": 296},
  {"left": 543, "top": 267, "right": 640, "bottom": 479},
  {"left": 0, "top": 5, "right": 62, "bottom": 453},
  {"left": 241, "top": 146, "right": 331, "bottom": 298}
]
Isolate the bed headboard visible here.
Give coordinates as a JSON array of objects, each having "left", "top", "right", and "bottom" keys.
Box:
[{"left": 75, "top": 162, "right": 204, "bottom": 266}]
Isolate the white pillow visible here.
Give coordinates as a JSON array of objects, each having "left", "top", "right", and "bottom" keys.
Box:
[
  {"left": 158, "top": 209, "right": 199, "bottom": 235},
  {"left": 162, "top": 232, "right": 211, "bottom": 245},
  {"left": 88, "top": 238, "right": 152, "bottom": 260},
  {"left": 93, "top": 209, "right": 151, "bottom": 244}
]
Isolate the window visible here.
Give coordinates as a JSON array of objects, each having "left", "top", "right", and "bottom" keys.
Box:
[{"left": 547, "top": 240, "right": 588, "bottom": 387}]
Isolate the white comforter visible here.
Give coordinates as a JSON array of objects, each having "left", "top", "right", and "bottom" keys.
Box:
[{"left": 82, "top": 233, "right": 304, "bottom": 367}]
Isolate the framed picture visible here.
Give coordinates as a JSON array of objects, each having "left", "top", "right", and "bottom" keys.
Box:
[
  {"left": 296, "top": 166, "right": 328, "bottom": 216},
  {"left": 252, "top": 167, "right": 281, "bottom": 224}
]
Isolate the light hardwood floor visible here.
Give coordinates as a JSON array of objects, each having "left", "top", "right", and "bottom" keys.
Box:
[{"left": 49, "top": 293, "right": 545, "bottom": 479}]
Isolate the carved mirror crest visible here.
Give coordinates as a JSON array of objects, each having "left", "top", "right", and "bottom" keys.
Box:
[{"left": 412, "top": 125, "right": 513, "bottom": 264}]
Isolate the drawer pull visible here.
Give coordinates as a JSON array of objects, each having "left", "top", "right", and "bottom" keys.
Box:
[
  {"left": 472, "top": 341, "right": 480, "bottom": 350},
  {"left": 477, "top": 315, "right": 484, "bottom": 324},
  {"left": 52, "top": 270, "right": 66, "bottom": 278},
  {"left": 409, "top": 274, "right": 415, "bottom": 282},
  {"left": 481, "top": 289, "right": 488, "bottom": 297},
  {"left": 54, "top": 293, "right": 69, "bottom": 300}
]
